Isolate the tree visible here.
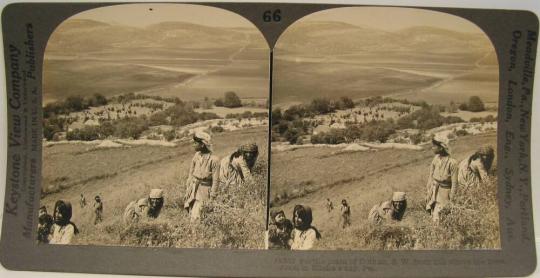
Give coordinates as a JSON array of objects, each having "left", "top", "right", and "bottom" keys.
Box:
[
  {"left": 271, "top": 108, "right": 282, "bottom": 125},
  {"left": 201, "top": 97, "right": 213, "bottom": 109},
  {"left": 214, "top": 98, "right": 224, "bottom": 107},
  {"left": 65, "top": 96, "right": 85, "bottom": 111},
  {"left": 449, "top": 101, "right": 458, "bottom": 113},
  {"left": 93, "top": 93, "right": 108, "bottom": 106},
  {"left": 223, "top": 91, "right": 242, "bottom": 108},
  {"left": 340, "top": 96, "right": 355, "bottom": 109},
  {"left": 310, "top": 98, "right": 334, "bottom": 114},
  {"left": 468, "top": 96, "right": 485, "bottom": 112}
]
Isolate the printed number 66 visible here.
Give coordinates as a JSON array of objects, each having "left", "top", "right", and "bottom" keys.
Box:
[{"left": 263, "top": 9, "right": 281, "bottom": 22}]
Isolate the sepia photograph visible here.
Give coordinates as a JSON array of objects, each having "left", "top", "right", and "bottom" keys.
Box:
[
  {"left": 269, "top": 7, "right": 500, "bottom": 250},
  {"left": 39, "top": 3, "right": 269, "bottom": 249}
]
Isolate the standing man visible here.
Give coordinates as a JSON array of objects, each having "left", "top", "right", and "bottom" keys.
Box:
[
  {"left": 425, "top": 134, "right": 458, "bottom": 223},
  {"left": 340, "top": 199, "right": 351, "bottom": 228},
  {"left": 93, "top": 195, "right": 103, "bottom": 225},
  {"left": 184, "top": 131, "right": 220, "bottom": 222},
  {"left": 326, "top": 198, "right": 334, "bottom": 213},
  {"left": 79, "top": 194, "right": 86, "bottom": 208},
  {"left": 218, "top": 143, "right": 259, "bottom": 188}
]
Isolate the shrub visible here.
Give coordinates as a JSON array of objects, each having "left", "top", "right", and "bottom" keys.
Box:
[
  {"left": 223, "top": 91, "right": 242, "bottom": 108},
  {"left": 455, "top": 129, "right": 469, "bottom": 136},
  {"left": 211, "top": 126, "right": 224, "bottom": 133},
  {"left": 410, "top": 132, "right": 425, "bottom": 144},
  {"left": 214, "top": 98, "right": 224, "bottom": 107},
  {"left": 467, "top": 96, "right": 485, "bottom": 112},
  {"left": 163, "top": 129, "right": 176, "bottom": 141},
  {"left": 311, "top": 129, "right": 346, "bottom": 144}
]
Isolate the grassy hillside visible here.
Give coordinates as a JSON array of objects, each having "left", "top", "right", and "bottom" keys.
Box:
[
  {"left": 270, "top": 133, "right": 500, "bottom": 250},
  {"left": 41, "top": 127, "right": 268, "bottom": 248}
]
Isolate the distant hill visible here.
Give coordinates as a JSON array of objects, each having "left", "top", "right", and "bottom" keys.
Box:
[
  {"left": 46, "top": 19, "right": 263, "bottom": 57},
  {"left": 276, "top": 21, "right": 493, "bottom": 56}
]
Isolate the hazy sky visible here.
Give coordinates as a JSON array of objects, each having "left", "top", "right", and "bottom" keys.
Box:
[
  {"left": 303, "top": 7, "right": 484, "bottom": 33},
  {"left": 74, "top": 3, "right": 254, "bottom": 28}
]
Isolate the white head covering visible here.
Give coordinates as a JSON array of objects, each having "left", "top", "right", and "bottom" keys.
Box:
[
  {"left": 193, "top": 131, "right": 212, "bottom": 151},
  {"left": 392, "top": 192, "right": 406, "bottom": 202},
  {"left": 432, "top": 133, "right": 451, "bottom": 154},
  {"left": 149, "top": 188, "right": 164, "bottom": 199}
]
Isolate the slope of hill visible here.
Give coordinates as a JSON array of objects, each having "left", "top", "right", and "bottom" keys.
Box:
[
  {"left": 271, "top": 133, "right": 499, "bottom": 250},
  {"left": 46, "top": 19, "right": 254, "bottom": 56}
]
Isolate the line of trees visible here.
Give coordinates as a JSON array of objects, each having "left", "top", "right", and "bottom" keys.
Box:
[{"left": 44, "top": 93, "right": 108, "bottom": 118}]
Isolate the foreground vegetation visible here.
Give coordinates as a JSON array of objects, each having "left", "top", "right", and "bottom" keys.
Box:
[
  {"left": 317, "top": 175, "right": 499, "bottom": 250},
  {"left": 271, "top": 133, "right": 500, "bottom": 250},
  {"left": 41, "top": 127, "right": 268, "bottom": 248}
]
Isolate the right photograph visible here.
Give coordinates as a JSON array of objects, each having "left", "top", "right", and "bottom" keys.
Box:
[{"left": 269, "top": 7, "right": 500, "bottom": 250}]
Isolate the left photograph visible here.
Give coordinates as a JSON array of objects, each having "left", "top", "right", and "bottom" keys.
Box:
[{"left": 39, "top": 4, "right": 269, "bottom": 249}]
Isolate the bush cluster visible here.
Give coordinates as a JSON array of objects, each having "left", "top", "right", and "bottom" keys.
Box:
[
  {"left": 225, "top": 111, "right": 268, "bottom": 120},
  {"left": 459, "top": 96, "right": 486, "bottom": 112},
  {"left": 44, "top": 93, "right": 108, "bottom": 118},
  {"left": 214, "top": 91, "right": 243, "bottom": 108},
  {"left": 64, "top": 103, "right": 220, "bottom": 141},
  {"left": 397, "top": 107, "right": 464, "bottom": 130},
  {"left": 470, "top": 115, "right": 497, "bottom": 123},
  {"left": 311, "top": 119, "right": 398, "bottom": 144}
]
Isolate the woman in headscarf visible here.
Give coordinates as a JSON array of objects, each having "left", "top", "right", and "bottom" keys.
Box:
[
  {"left": 218, "top": 143, "right": 259, "bottom": 188},
  {"left": 457, "top": 145, "right": 495, "bottom": 189},
  {"left": 290, "top": 205, "right": 321, "bottom": 250},
  {"left": 49, "top": 200, "right": 79, "bottom": 244},
  {"left": 425, "top": 134, "right": 458, "bottom": 223},
  {"left": 267, "top": 209, "right": 293, "bottom": 250},
  {"left": 368, "top": 192, "right": 407, "bottom": 225},
  {"left": 183, "top": 131, "right": 220, "bottom": 222}
]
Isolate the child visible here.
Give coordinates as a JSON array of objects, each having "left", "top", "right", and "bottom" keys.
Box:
[
  {"left": 50, "top": 200, "right": 79, "bottom": 244},
  {"left": 290, "top": 205, "right": 321, "bottom": 250},
  {"left": 37, "top": 206, "right": 53, "bottom": 244},
  {"left": 268, "top": 209, "right": 293, "bottom": 249}
]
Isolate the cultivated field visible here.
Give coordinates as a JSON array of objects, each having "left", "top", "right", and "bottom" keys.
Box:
[
  {"left": 273, "top": 21, "right": 498, "bottom": 106},
  {"left": 43, "top": 19, "right": 269, "bottom": 104},
  {"left": 270, "top": 133, "right": 500, "bottom": 250},
  {"left": 40, "top": 127, "right": 268, "bottom": 248}
]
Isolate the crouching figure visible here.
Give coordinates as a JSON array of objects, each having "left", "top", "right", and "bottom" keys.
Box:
[
  {"left": 368, "top": 192, "right": 407, "bottom": 225},
  {"left": 123, "top": 189, "right": 164, "bottom": 224}
]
